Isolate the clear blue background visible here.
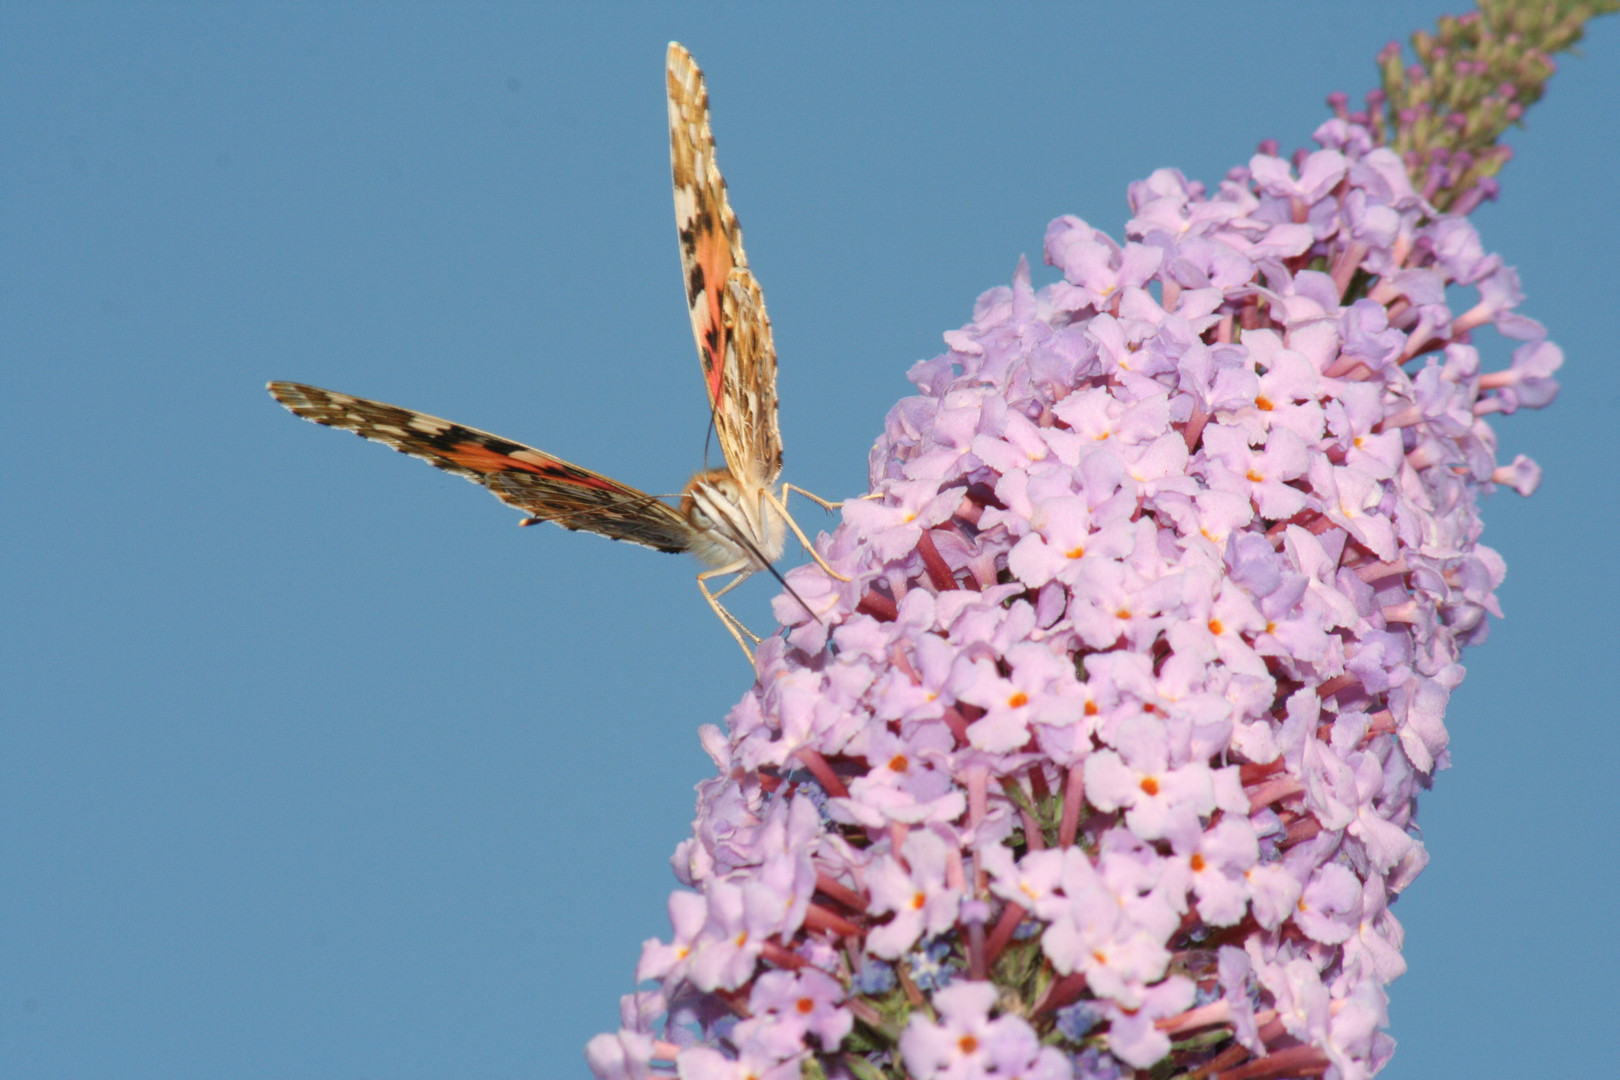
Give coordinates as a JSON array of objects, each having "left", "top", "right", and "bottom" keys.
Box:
[{"left": 5, "top": 5, "right": 1615, "bottom": 1077}]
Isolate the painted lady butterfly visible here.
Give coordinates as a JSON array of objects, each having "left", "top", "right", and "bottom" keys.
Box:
[{"left": 270, "top": 43, "right": 842, "bottom": 660}]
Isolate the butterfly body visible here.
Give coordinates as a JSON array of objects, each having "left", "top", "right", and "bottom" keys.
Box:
[{"left": 269, "top": 44, "right": 840, "bottom": 659}]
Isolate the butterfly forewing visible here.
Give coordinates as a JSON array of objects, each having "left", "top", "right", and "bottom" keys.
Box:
[
  {"left": 268, "top": 381, "right": 696, "bottom": 554},
  {"left": 667, "top": 42, "right": 748, "bottom": 421}
]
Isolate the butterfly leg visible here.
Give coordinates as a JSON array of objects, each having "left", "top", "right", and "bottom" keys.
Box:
[
  {"left": 780, "top": 484, "right": 884, "bottom": 510},
  {"left": 766, "top": 487, "right": 852, "bottom": 583},
  {"left": 781, "top": 483, "right": 846, "bottom": 511},
  {"left": 697, "top": 564, "right": 761, "bottom": 662}
]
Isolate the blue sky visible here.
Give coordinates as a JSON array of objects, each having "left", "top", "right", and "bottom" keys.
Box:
[{"left": 5, "top": 4, "right": 1616, "bottom": 1077}]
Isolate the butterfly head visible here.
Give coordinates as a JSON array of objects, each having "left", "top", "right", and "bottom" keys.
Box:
[{"left": 682, "top": 468, "right": 786, "bottom": 571}]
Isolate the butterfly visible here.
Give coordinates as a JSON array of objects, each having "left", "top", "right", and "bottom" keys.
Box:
[{"left": 269, "top": 43, "right": 843, "bottom": 661}]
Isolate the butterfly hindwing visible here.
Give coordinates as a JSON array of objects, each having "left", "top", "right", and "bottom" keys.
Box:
[
  {"left": 716, "top": 267, "right": 783, "bottom": 492},
  {"left": 267, "top": 381, "right": 696, "bottom": 554}
]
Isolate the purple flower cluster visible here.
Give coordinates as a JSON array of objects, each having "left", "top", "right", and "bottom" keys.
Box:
[{"left": 587, "top": 113, "right": 1557, "bottom": 1080}]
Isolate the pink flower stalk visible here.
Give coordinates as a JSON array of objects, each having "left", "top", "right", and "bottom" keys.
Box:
[{"left": 587, "top": 8, "right": 1602, "bottom": 1078}]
